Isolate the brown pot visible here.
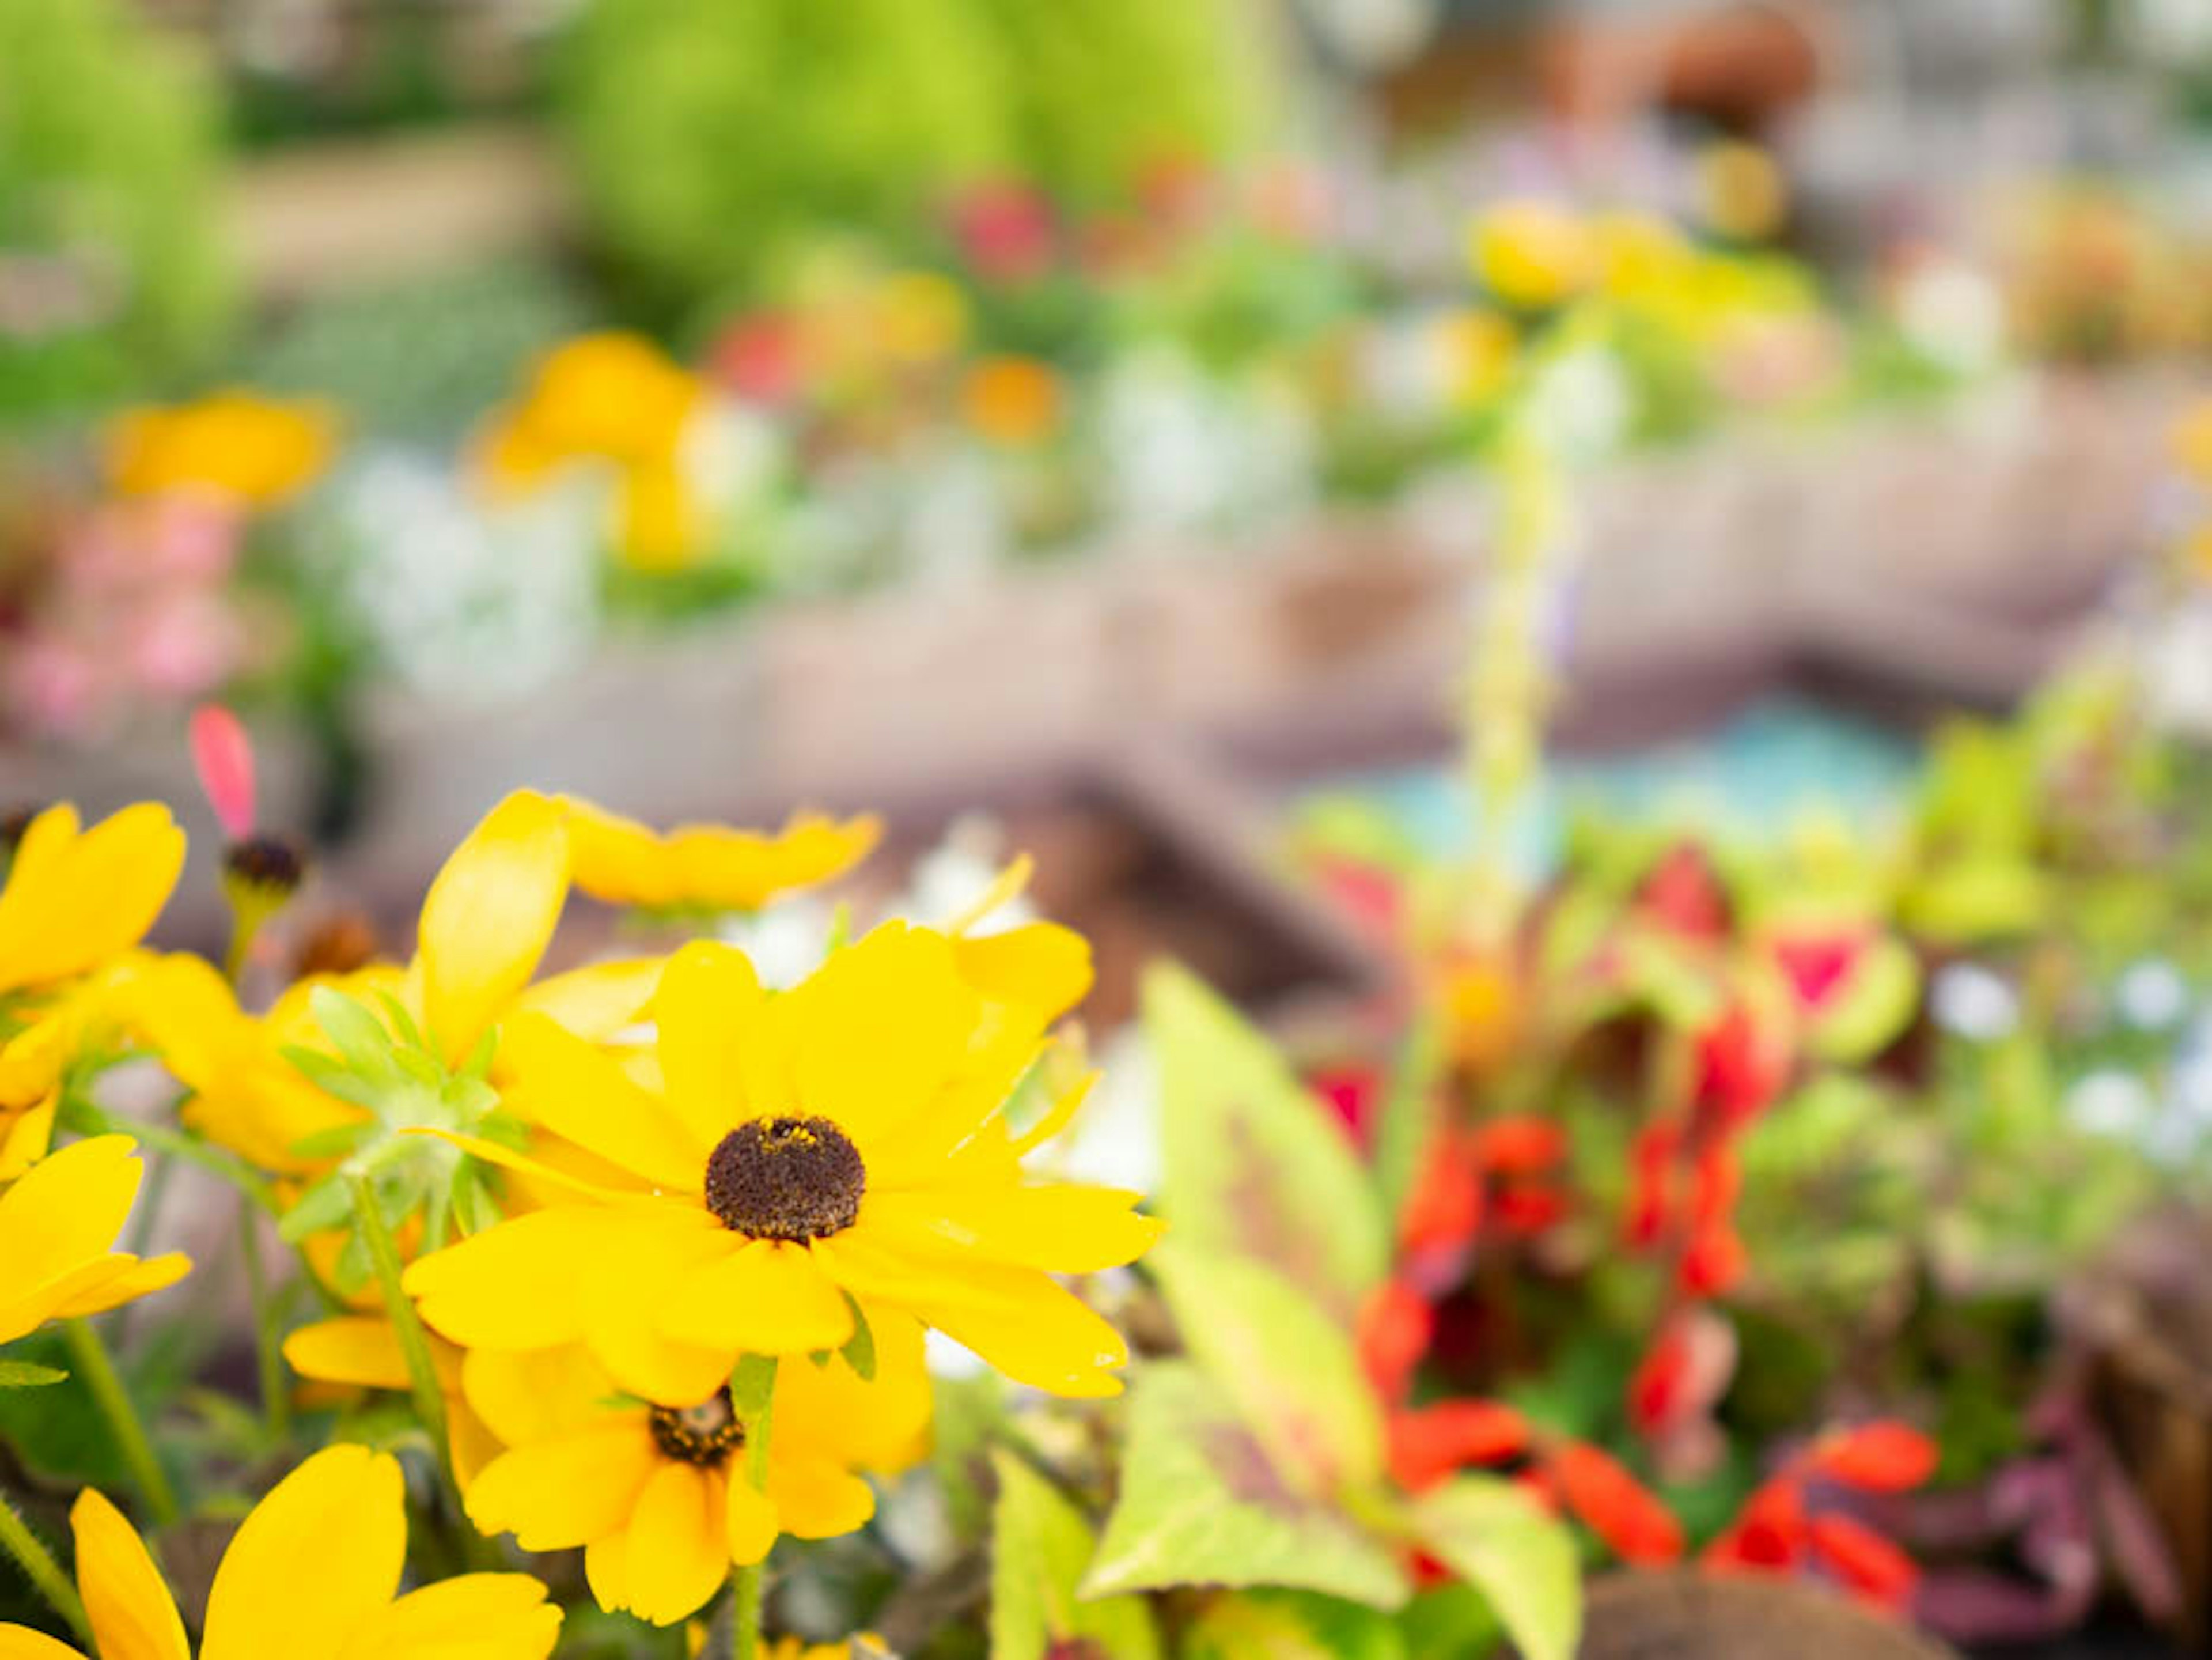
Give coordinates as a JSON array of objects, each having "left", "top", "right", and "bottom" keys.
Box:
[{"left": 1579, "top": 1572, "right": 1957, "bottom": 1659}]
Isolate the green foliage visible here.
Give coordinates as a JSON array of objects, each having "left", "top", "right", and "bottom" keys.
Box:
[
  {"left": 989, "top": 1451, "right": 1160, "bottom": 1660},
  {"left": 0, "top": 1362, "right": 66, "bottom": 1391},
  {"left": 0, "top": 0, "right": 234, "bottom": 417},
  {"left": 1083, "top": 1362, "right": 1410, "bottom": 1609},
  {"left": 1144, "top": 963, "right": 1388, "bottom": 1318},
  {"left": 1184, "top": 1589, "right": 1407, "bottom": 1659},
  {"left": 1404, "top": 1477, "right": 1581, "bottom": 1660},
  {"left": 555, "top": 0, "right": 1013, "bottom": 309}
]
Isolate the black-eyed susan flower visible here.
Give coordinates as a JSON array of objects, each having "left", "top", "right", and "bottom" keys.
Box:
[
  {"left": 0, "top": 804, "right": 186, "bottom": 1178},
  {"left": 563, "top": 800, "right": 881, "bottom": 917},
  {"left": 281, "top": 1315, "right": 504, "bottom": 1485},
  {"left": 405, "top": 922, "right": 1160, "bottom": 1400},
  {"left": 0, "top": 1137, "right": 188, "bottom": 1347},
  {"left": 0, "top": 1443, "right": 560, "bottom": 1659},
  {"left": 460, "top": 1318, "right": 930, "bottom": 1627}
]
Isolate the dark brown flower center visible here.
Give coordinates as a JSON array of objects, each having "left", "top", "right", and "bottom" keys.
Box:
[
  {"left": 649, "top": 1388, "right": 745, "bottom": 1466},
  {"left": 222, "top": 833, "right": 307, "bottom": 897},
  {"left": 704, "top": 1115, "right": 865, "bottom": 1240}
]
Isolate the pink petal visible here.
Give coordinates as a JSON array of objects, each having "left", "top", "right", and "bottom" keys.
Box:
[{"left": 190, "top": 702, "right": 257, "bottom": 838}]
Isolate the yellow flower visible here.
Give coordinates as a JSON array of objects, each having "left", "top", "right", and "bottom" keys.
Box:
[
  {"left": 2172, "top": 401, "right": 2212, "bottom": 482},
  {"left": 461, "top": 1319, "right": 931, "bottom": 1626},
  {"left": 405, "top": 922, "right": 1159, "bottom": 1399},
  {"left": 0, "top": 1137, "right": 189, "bottom": 1346},
  {"left": 0, "top": 805, "right": 186, "bottom": 1178},
  {"left": 612, "top": 457, "right": 705, "bottom": 573},
  {"left": 1590, "top": 210, "right": 1695, "bottom": 300},
  {"left": 962, "top": 356, "right": 1063, "bottom": 447},
  {"left": 0, "top": 1443, "right": 560, "bottom": 1659},
  {"left": 565, "top": 801, "right": 881, "bottom": 916},
  {"left": 282, "top": 1316, "right": 505, "bottom": 1486},
  {"left": 765, "top": 1638, "right": 889, "bottom": 1660},
  {"left": 872, "top": 271, "right": 969, "bottom": 365},
  {"left": 1438, "top": 308, "right": 1517, "bottom": 406},
  {"left": 1468, "top": 199, "right": 1597, "bottom": 310},
  {"left": 1695, "top": 140, "right": 1788, "bottom": 242},
  {"left": 105, "top": 391, "right": 336, "bottom": 509}
]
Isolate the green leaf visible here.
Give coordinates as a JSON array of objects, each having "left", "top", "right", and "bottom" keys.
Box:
[
  {"left": 1398, "top": 1583, "right": 1504, "bottom": 1660},
  {"left": 1185, "top": 1590, "right": 1407, "bottom": 1660},
  {"left": 1150, "top": 1241, "right": 1382, "bottom": 1495},
  {"left": 1806, "top": 935, "right": 1919, "bottom": 1063},
  {"left": 1084, "top": 1363, "right": 1409, "bottom": 1610},
  {"left": 289, "top": 1123, "right": 367, "bottom": 1161},
  {"left": 0, "top": 1361, "right": 67, "bottom": 1389},
  {"left": 278, "top": 1045, "right": 385, "bottom": 1110},
  {"left": 1371, "top": 1013, "right": 1445, "bottom": 1231},
  {"left": 838, "top": 1294, "right": 876, "bottom": 1382},
  {"left": 990, "top": 1451, "right": 1161, "bottom": 1660},
  {"left": 1145, "top": 963, "right": 1387, "bottom": 1319},
  {"left": 730, "top": 1353, "right": 778, "bottom": 1422},
  {"left": 1406, "top": 1475, "right": 1580, "bottom": 1660},
  {"left": 310, "top": 987, "right": 400, "bottom": 1082},
  {"left": 276, "top": 1175, "right": 354, "bottom": 1244}
]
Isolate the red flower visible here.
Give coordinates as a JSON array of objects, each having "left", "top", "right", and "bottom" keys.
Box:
[
  {"left": 1387, "top": 1400, "right": 1532, "bottom": 1491},
  {"left": 1492, "top": 1186, "right": 1569, "bottom": 1235},
  {"left": 1692, "top": 1002, "right": 1788, "bottom": 1130},
  {"left": 1628, "top": 1319, "right": 1692, "bottom": 1437},
  {"left": 1704, "top": 1477, "right": 1807, "bottom": 1572},
  {"left": 710, "top": 312, "right": 801, "bottom": 405},
  {"left": 1399, "top": 1134, "right": 1484, "bottom": 1254},
  {"left": 1801, "top": 1422, "right": 1938, "bottom": 1492},
  {"left": 1626, "top": 1121, "right": 1681, "bottom": 1246},
  {"left": 949, "top": 181, "right": 1058, "bottom": 283},
  {"left": 1550, "top": 1442, "right": 1685, "bottom": 1564},
  {"left": 1772, "top": 931, "right": 1865, "bottom": 1012},
  {"left": 1638, "top": 842, "right": 1731, "bottom": 941},
  {"left": 1470, "top": 1116, "right": 1566, "bottom": 1173},
  {"left": 1357, "top": 1280, "right": 1433, "bottom": 1405},
  {"left": 1806, "top": 1514, "right": 1919, "bottom": 1610},
  {"left": 1310, "top": 1064, "right": 1381, "bottom": 1143}
]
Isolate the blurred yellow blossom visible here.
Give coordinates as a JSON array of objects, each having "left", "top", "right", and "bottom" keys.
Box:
[
  {"left": 1696, "top": 141, "right": 1789, "bottom": 242},
  {"left": 106, "top": 390, "right": 335, "bottom": 509},
  {"left": 1469, "top": 199, "right": 1597, "bottom": 310},
  {"left": 963, "top": 355, "right": 1063, "bottom": 446},
  {"left": 872, "top": 271, "right": 970, "bottom": 365}
]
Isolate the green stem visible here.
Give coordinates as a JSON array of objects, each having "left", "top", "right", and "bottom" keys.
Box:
[
  {"left": 0, "top": 1489, "right": 90, "bottom": 1646},
  {"left": 238, "top": 1202, "right": 290, "bottom": 1445},
  {"left": 70, "top": 1098, "right": 283, "bottom": 1219},
  {"left": 347, "top": 1174, "right": 452, "bottom": 1480},
  {"left": 732, "top": 1360, "right": 778, "bottom": 1660},
  {"left": 63, "top": 1319, "right": 177, "bottom": 1527}
]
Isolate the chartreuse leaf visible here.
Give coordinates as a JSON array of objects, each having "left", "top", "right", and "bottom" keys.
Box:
[
  {"left": 1185, "top": 1590, "right": 1407, "bottom": 1660},
  {"left": 1407, "top": 1475, "right": 1580, "bottom": 1660},
  {"left": 1150, "top": 1241, "right": 1383, "bottom": 1496},
  {"left": 1806, "top": 934, "right": 1919, "bottom": 1062},
  {"left": 1084, "top": 1363, "right": 1409, "bottom": 1610},
  {"left": 0, "top": 1362, "right": 66, "bottom": 1389},
  {"left": 1371, "top": 1011, "right": 1445, "bottom": 1232},
  {"left": 990, "top": 1451, "right": 1160, "bottom": 1660},
  {"left": 1144, "top": 964, "right": 1386, "bottom": 1319}
]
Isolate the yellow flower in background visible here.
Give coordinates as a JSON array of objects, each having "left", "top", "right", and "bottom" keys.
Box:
[
  {"left": 963, "top": 356, "right": 1063, "bottom": 447},
  {"left": 612, "top": 457, "right": 704, "bottom": 574},
  {"left": 871, "top": 271, "right": 969, "bottom": 366},
  {"left": 765, "top": 1636, "right": 891, "bottom": 1660},
  {"left": 406, "top": 922, "right": 1158, "bottom": 1400},
  {"left": 1468, "top": 199, "right": 1597, "bottom": 311},
  {"left": 2172, "top": 401, "right": 2212, "bottom": 482},
  {"left": 1590, "top": 210, "right": 1695, "bottom": 300},
  {"left": 0, "top": 1443, "right": 561, "bottom": 1659},
  {"left": 499, "top": 332, "right": 703, "bottom": 468},
  {"left": 282, "top": 1315, "right": 504, "bottom": 1485},
  {"left": 0, "top": 1137, "right": 189, "bottom": 1346},
  {"left": 0, "top": 804, "right": 186, "bottom": 1178},
  {"left": 565, "top": 800, "right": 881, "bottom": 916},
  {"left": 1439, "top": 308, "right": 1518, "bottom": 406},
  {"left": 461, "top": 1318, "right": 931, "bottom": 1626},
  {"left": 105, "top": 391, "right": 335, "bottom": 509},
  {"left": 1696, "top": 140, "right": 1789, "bottom": 243}
]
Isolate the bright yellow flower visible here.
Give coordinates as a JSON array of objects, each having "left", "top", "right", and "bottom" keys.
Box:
[
  {"left": 282, "top": 1315, "right": 505, "bottom": 1485},
  {"left": 1590, "top": 210, "right": 1695, "bottom": 300},
  {"left": 105, "top": 391, "right": 336, "bottom": 509},
  {"left": 2172, "top": 401, "right": 2212, "bottom": 482},
  {"left": 0, "top": 1443, "right": 560, "bottom": 1659},
  {"left": 963, "top": 356, "right": 1063, "bottom": 447},
  {"left": 872, "top": 271, "right": 969, "bottom": 365},
  {"left": 612, "top": 457, "right": 704, "bottom": 573},
  {"left": 764, "top": 1638, "right": 888, "bottom": 1660},
  {"left": 0, "top": 805, "right": 185, "bottom": 1178},
  {"left": 0, "top": 1137, "right": 189, "bottom": 1346},
  {"left": 1468, "top": 199, "right": 1597, "bottom": 311},
  {"left": 461, "top": 1319, "right": 930, "bottom": 1626},
  {"left": 405, "top": 922, "right": 1158, "bottom": 1399},
  {"left": 1695, "top": 140, "right": 1788, "bottom": 242},
  {"left": 565, "top": 800, "right": 881, "bottom": 916},
  {"left": 1439, "top": 308, "right": 1517, "bottom": 406}
]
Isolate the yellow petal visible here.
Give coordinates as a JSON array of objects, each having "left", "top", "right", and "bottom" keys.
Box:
[
  {"left": 505, "top": 958, "right": 665, "bottom": 1049},
  {"left": 661, "top": 1241, "right": 852, "bottom": 1358},
  {"left": 50, "top": 1253, "right": 190, "bottom": 1321},
  {"left": 775, "top": 1310, "right": 933, "bottom": 1474},
  {"left": 863, "top": 1185, "right": 1162, "bottom": 1276},
  {"left": 653, "top": 943, "right": 784, "bottom": 1149},
  {"left": 0, "top": 1136, "right": 143, "bottom": 1287},
  {"left": 765, "top": 1458, "right": 874, "bottom": 1541},
  {"left": 0, "top": 806, "right": 184, "bottom": 990},
  {"left": 339, "top": 1574, "right": 562, "bottom": 1660},
  {"left": 501, "top": 1014, "right": 707, "bottom": 1189},
  {"left": 404, "top": 1128, "right": 647, "bottom": 1205},
  {"left": 200, "top": 1445, "right": 407, "bottom": 1660},
  {"left": 579, "top": 1222, "right": 741, "bottom": 1402},
  {"left": 623, "top": 1464, "right": 732, "bottom": 1626},
  {"left": 0, "top": 1627, "right": 86, "bottom": 1659},
  {"left": 939, "top": 854, "right": 1031, "bottom": 936},
  {"left": 404, "top": 1208, "right": 617, "bottom": 1350},
  {"left": 789, "top": 924, "right": 978, "bottom": 1148},
  {"left": 0, "top": 1098, "right": 56, "bottom": 1180},
  {"left": 725, "top": 1474, "right": 780, "bottom": 1567},
  {"left": 583, "top": 1534, "right": 630, "bottom": 1617},
  {"left": 951, "top": 922, "right": 1092, "bottom": 1022},
  {"left": 465, "top": 1421, "right": 660, "bottom": 1552},
  {"left": 562, "top": 801, "right": 673, "bottom": 910},
  {"left": 416, "top": 791, "right": 570, "bottom": 1065},
  {"left": 0, "top": 1258, "right": 149, "bottom": 1348},
  {"left": 459, "top": 1346, "right": 617, "bottom": 1449},
  {"left": 282, "top": 1318, "right": 411, "bottom": 1391},
  {"left": 71, "top": 1488, "right": 188, "bottom": 1660}
]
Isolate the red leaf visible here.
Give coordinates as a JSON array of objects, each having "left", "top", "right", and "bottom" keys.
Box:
[
  {"left": 1357, "top": 1279, "right": 1433, "bottom": 1404},
  {"left": 1387, "top": 1400, "right": 1532, "bottom": 1492},
  {"left": 189, "top": 702, "right": 257, "bottom": 839},
  {"left": 1550, "top": 1442, "right": 1684, "bottom": 1565},
  {"left": 1678, "top": 1215, "right": 1747, "bottom": 1295},
  {"left": 1772, "top": 931, "right": 1866, "bottom": 1012},
  {"left": 1399, "top": 1135, "right": 1483, "bottom": 1253},
  {"left": 1803, "top": 1423, "right": 1938, "bottom": 1492},
  {"left": 1705, "top": 1477, "right": 1807, "bottom": 1572},
  {"left": 1693, "top": 1003, "right": 1787, "bottom": 1130},
  {"left": 1626, "top": 1121, "right": 1681, "bottom": 1247},
  {"left": 1309, "top": 1064, "right": 1382, "bottom": 1144},
  {"left": 1638, "top": 842, "right": 1731, "bottom": 940},
  {"left": 1629, "top": 1324, "right": 1692, "bottom": 1436},
  {"left": 1471, "top": 1116, "right": 1566, "bottom": 1173},
  {"left": 1808, "top": 1513, "right": 1919, "bottom": 1610},
  {"left": 1491, "top": 1185, "right": 1567, "bottom": 1235}
]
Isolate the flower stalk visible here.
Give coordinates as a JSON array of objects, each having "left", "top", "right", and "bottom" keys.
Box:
[
  {"left": 63, "top": 1317, "right": 178, "bottom": 1527},
  {"left": 0, "top": 1489, "right": 90, "bottom": 1646}
]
